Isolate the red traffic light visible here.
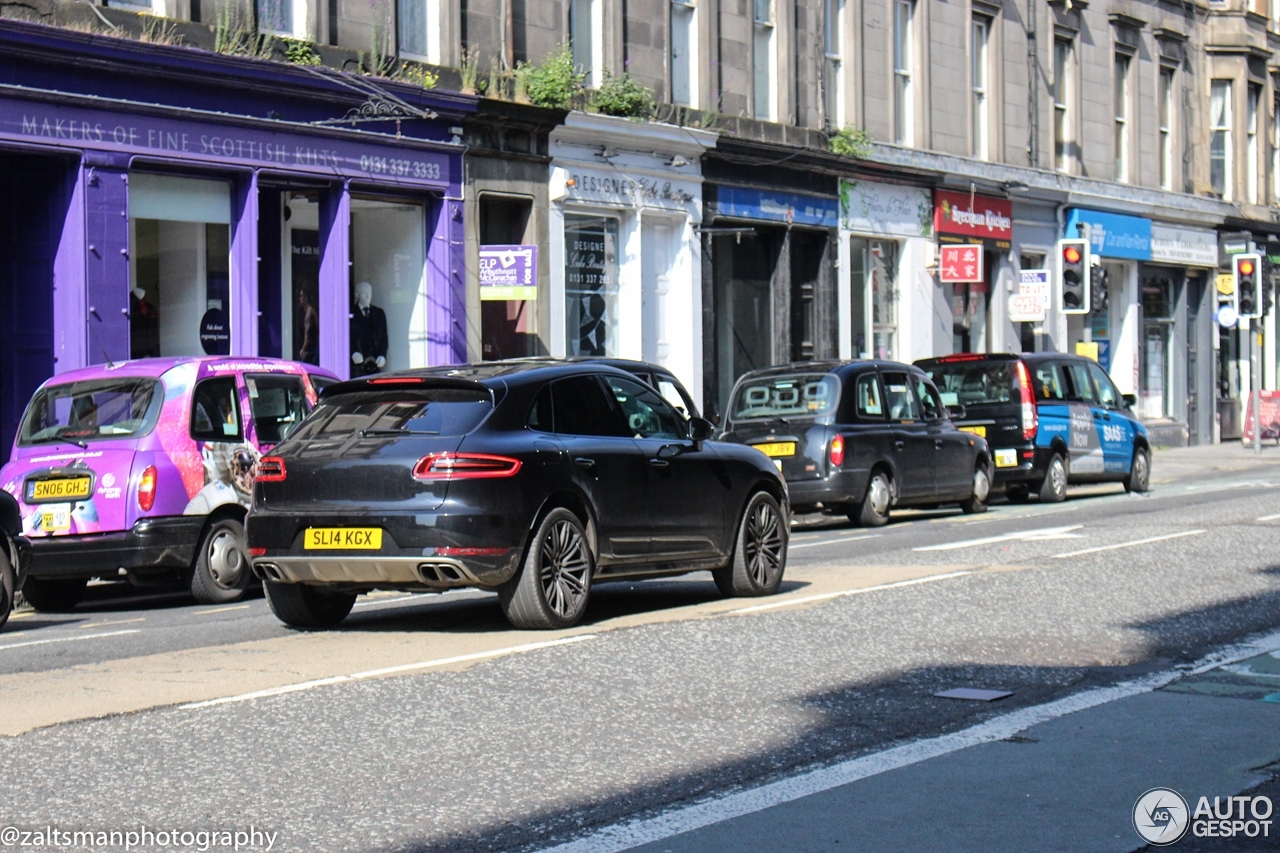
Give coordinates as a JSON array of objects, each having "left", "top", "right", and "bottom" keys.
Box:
[
  {"left": 1238, "top": 259, "right": 1255, "bottom": 276},
  {"left": 1062, "top": 245, "right": 1082, "bottom": 264}
]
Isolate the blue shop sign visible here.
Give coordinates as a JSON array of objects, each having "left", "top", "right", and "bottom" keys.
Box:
[
  {"left": 1064, "top": 209, "right": 1151, "bottom": 260},
  {"left": 713, "top": 185, "right": 839, "bottom": 228}
]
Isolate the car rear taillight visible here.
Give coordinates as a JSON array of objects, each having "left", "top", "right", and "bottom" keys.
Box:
[
  {"left": 829, "top": 434, "right": 845, "bottom": 468},
  {"left": 137, "top": 465, "right": 157, "bottom": 511},
  {"left": 413, "top": 453, "right": 522, "bottom": 480},
  {"left": 256, "top": 456, "right": 288, "bottom": 483},
  {"left": 249, "top": 547, "right": 267, "bottom": 557},
  {"left": 1016, "top": 361, "right": 1038, "bottom": 441}
]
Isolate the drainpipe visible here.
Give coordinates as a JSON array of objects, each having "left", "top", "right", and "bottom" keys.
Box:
[{"left": 1027, "top": 0, "right": 1039, "bottom": 168}]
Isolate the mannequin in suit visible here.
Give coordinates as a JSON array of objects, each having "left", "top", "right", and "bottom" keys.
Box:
[{"left": 350, "top": 280, "right": 388, "bottom": 375}]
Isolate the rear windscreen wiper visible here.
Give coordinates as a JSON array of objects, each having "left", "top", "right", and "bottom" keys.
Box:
[{"left": 29, "top": 435, "right": 89, "bottom": 449}]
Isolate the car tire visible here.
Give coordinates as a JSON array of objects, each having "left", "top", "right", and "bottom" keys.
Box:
[
  {"left": 263, "top": 580, "right": 356, "bottom": 629},
  {"left": 714, "top": 491, "right": 788, "bottom": 597},
  {"left": 500, "top": 507, "right": 593, "bottom": 630},
  {"left": 850, "top": 470, "right": 893, "bottom": 527},
  {"left": 0, "top": 543, "right": 14, "bottom": 631},
  {"left": 960, "top": 463, "right": 991, "bottom": 514},
  {"left": 1038, "top": 453, "right": 1068, "bottom": 503},
  {"left": 190, "top": 518, "right": 254, "bottom": 605},
  {"left": 19, "top": 577, "right": 87, "bottom": 613},
  {"left": 1006, "top": 485, "right": 1030, "bottom": 504},
  {"left": 1124, "top": 446, "right": 1151, "bottom": 493}
]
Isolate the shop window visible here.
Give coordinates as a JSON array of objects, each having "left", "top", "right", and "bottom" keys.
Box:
[
  {"left": 398, "top": 0, "right": 441, "bottom": 63},
  {"left": 281, "top": 192, "right": 321, "bottom": 365},
  {"left": 350, "top": 197, "right": 428, "bottom": 374},
  {"left": 128, "top": 174, "right": 232, "bottom": 360},
  {"left": 564, "top": 214, "right": 619, "bottom": 358},
  {"left": 1141, "top": 274, "right": 1179, "bottom": 420},
  {"left": 480, "top": 196, "right": 539, "bottom": 360},
  {"left": 851, "top": 237, "right": 898, "bottom": 360},
  {"left": 672, "top": 0, "right": 698, "bottom": 107},
  {"left": 1018, "top": 252, "right": 1044, "bottom": 353}
]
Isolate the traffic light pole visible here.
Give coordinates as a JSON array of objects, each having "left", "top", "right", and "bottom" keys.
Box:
[{"left": 1254, "top": 327, "right": 1263, "bottom": 455}]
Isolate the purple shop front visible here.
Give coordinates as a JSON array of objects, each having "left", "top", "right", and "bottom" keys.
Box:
[{"left": 0, "top": 23, "right": 474, "bottom": 465}]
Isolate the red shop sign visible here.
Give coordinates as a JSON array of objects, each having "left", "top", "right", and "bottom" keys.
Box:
[
  {"left": 940, "top": 244, "right": 984, "bottom": 283},
  {"left": 933, "top": 190, "right": 1013, "bottom": 244}
]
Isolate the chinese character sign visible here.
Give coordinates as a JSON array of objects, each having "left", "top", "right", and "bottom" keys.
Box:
[{"left": 939, "top": 244, "right": 984, "bottom": 283}]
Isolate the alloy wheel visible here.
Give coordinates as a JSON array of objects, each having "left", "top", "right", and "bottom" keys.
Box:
[
  {"left": 538, "top": 519, "right": 591, "bottom": 619},
  {"left": 1049, "top": 458, "right": 1066, "bottom": 497},
  {"left": 206, "top": 528, "right": 246, "bottom": 587},
  {"left": 743, "top": 500, "right": 784, "bottom": 587}
]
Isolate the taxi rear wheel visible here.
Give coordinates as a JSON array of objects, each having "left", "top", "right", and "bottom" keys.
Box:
[
  {"left": 960, "top": 463, "right": 991, "bottom": 514},
  {"left": 190, "top": 518, "right": 253, "bottom": 605},
  {"left": 19, "top": 577, "right": 87, "bottom": 613},
  {"left": 264, "top": 580, "right": 356, "bottom": 629},
  {"left": 851, "top": 470, "right": 893, "bottom": 527}
]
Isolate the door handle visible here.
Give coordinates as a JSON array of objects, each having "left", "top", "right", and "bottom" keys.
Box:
[
  {"left": 648, "top": 458, "right": 670, "bottom": 468},
  {"left": 935, "top": 440, "right": 944, "bottom": 449},
  {"left": 573, "top": 457, "right": 595, "bottom": 468},
  {"left": 895, "top": 440, "right": 905, "bottom": 450}
]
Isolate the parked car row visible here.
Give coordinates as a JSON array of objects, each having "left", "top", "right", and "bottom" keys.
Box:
[{"left": 0, "top": 350, "right": 1152, "bottom": 631}]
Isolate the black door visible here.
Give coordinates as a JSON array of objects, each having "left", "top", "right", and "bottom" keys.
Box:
[
  {"left": 603, "top": 374, "right": 728, "bottom": 560},
  {"left": 551, "top": 375, "right": 651, "bottom": 563},
  {"left": 880, "top": 369, "right": 934, "bottom": 501},
  {"left": 917, "top": 373, "right": 971, "bottom": 499}
]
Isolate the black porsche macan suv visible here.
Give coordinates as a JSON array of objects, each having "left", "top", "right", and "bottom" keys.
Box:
[{"left": 247, "top": 361, "right": 789, "bottom": 630}]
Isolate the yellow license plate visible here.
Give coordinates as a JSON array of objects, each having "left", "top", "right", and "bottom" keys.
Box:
[
  {"left": 959, "top": 426, "right": 987, "bottom": 438},
  {"left": 40, "top": 505, "right": 71, "bottom": 532},
  {"left": 31, "top": 477, "right": 92, "bottom": 501},
  {"left": 994, "top": 449, "right": 1019, "bottom": 468},
  {"left": 753, "top": 442, "right": 796, "bottom": 458},
  {"left": 304, "top": 528, "right": 383, "bottom": 550}
]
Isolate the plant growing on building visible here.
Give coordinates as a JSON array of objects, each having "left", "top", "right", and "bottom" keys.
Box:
[
  {"left": 829, "top": 126, "right": 872, "bottom": 158},
  {"left": 283, "top": 39, "right": 322, "bottom": 65},
  {"left": 459, "top": 46, "right": 480, "bottom": 94},
  {"left": 396, "top": 62, "right": 439, "bottom": 89},
  {"left": 591, "top": 71, "right": 654, "bottom": 118},
  {"left": 138, "top": 14, "right": 184, "bottom": 46},
  {"left": 360, "top": 20, "right": 395, "bottom": 77},
  {"left": 515, "top": 44, "right": 583, "bottom": 109},
  {"left": 214, "top": 2, "right": 269, "bottom": 58}
]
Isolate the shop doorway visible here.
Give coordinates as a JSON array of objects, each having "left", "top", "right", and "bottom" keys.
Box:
[
  {"left": 849, "top": 237, "right": 900, "bottom": 360},
  {"left": 1186, "top": 274, "right": 1204, "bottom": 443},
  {"left": 0, "top": 155, "right": 69, "bottom": 465},
  {"left": 713, "top": 229, "right": 783, "bottom": 410},
  {"left": 1140, "top": 271, "right": 1180, "bottom": 420},
  {"left": 479, "top": 195, "right": 540, "bottom": 360},
  {"left": 641, "top": 215, "right": 679, "bottom": 366},
  {"left": 279, "top": 191, "right": 321, "bottom": 364},
  {"left": 350, "top": 195, "right": 428, "bottom": 373}
]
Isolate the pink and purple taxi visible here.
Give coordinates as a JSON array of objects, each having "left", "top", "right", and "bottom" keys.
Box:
[{"left": 0, "top": 357, "right": 337, "bottom": 612}]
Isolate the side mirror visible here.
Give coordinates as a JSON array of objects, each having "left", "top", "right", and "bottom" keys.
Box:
[
  {"left": 689, "top": 417, "right": 715, "bottom": 443},
  {"left": 947, "top": 404, "right": 967, "bottom": 421},
  {"left": 1122, "top": 393, "right": 1137, "bottom": 409}
]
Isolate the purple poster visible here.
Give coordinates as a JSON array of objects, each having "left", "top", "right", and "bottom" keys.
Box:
[{"left": 479, "top": 245, "right": 537, "bottom": 301}]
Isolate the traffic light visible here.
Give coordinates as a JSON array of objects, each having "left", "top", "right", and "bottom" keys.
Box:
[
  {"left": 1234, "top": 253, "right": 1262, "bottom": 318},
  {"left": 1057, "top": 238, "right": 1090, "bottom": 314},
  {"left": 1091, "top": 265, "right": 1109, "bottom": 315}
]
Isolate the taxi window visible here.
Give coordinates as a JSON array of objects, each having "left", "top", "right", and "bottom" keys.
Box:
[
  {"left": 1087, "top": 363, "right": 1121, "bottom": 408},
  {"left": 914, "top": 376, "right": 946, "bottom": 420},
  {"left": 246, "top": 374, "right": 309, "bottom": 444},
  {"left": 1062, "top": 362, "right": 1097, "bottom": 404},
  {"left": 881, "top": 372, "right": 922, "bottom": 421},
  {"left": 855, "top": 373, "right": 885, "bottom": 420},
  {"left": 1033, "top": 362, "right": 1067, "bottom": 400},
  {"left": 190, "top": 377, "right": 243, "bottom": 442}
]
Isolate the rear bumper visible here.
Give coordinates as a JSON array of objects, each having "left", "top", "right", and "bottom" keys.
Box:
[
  {"left": 27, "top": 516, "right": 205, "bottom": 579},
  {"left": 991, "top": 445, "right": 1050, "bottom": 485},
  {"left": 253, "top": 552, "right": 517, "bottom": 589},
  {"left": 785, "top": 470, "right": 865, "bottom": 511}
]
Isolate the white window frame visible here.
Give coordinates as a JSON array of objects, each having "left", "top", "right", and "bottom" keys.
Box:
[
  {"left": 397, "top": 0, "right": 441, "bottom": 64},
  {"left": 893, "top": 0, "right": 914, "bottom": 146},
  {"left": 971, "top": 16, "right": 989, "bottom": 160},
  {"left": 571, "top": 0, "right": 603, "bottom": 89},
  {"left": 753, "top": 0, "right": 778, "bottom": 121},
  {"left": 1158, "top": 66, "right": 1175, "bottom": 191},
  {"left": 824, "top": 0, "right": 846, "bottom": 128},
  {"left": 1053, "top": 38, "right": 1072, "bottom": 172},
  {"left": 1247, "top": 83, "right": 1261, "bottom": 204},
  {"left": 257, "top": 0, "right": 309, "bottom": 38},
  {"left": 1114, "top": 53, "right": 1130, "bottom": 183},
  {"left": 1210, "top": 80, "right": 1233, "bottom": 200},
  {"left": 671, "top": 0, "right": 698, "bottom": 108}
]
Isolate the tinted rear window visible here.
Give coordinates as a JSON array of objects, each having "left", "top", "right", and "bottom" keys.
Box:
[
  {"left": 290, "top": 389, "right": 493, "bottom": 440},
  {"left": 19, "top": 378, "right": 163, "bottom": 446},
  {"left": 923, "top": 361, "right": 1016, "bottom": 407},
  {"left": 731, "top": 374, "right": 840, "bottom": 420}
]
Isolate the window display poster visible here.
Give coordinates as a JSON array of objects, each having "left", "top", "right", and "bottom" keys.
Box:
[
  {"left": 291, "top": 229, "right": 320, "bottom": 364},
  {"left": 564, "top": 217, "right": 618, "bottom": 357},
  {"left": 480, "top": 245, "right": 538, "bottom": 301}
]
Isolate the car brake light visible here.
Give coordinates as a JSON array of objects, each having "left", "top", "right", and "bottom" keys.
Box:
[
  {"left": 249, "top": 547, "right": 267, "bottom": 557},
  {"left": 256, "top": 456, "right": 288, "bottom": 483},
  {"left": 829, "top": 434, "right": 845, "bottom": 468},
  {"left": 1015, "top": 361, "right": 1038, "bottom": 441},
  {"left": 368, "top": 377, "right": 424, "bottom": 385},
  {"left": 413, "top": 453, "right": 522, "bottom": 480},
  {"left": 435, "top": 546, "right": 511, "bottom": 557},
  {"left": 137, "top": 465, "right": 157, "bottom": 511}
]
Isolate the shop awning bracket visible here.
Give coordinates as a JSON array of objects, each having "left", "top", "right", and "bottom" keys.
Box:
[{"left": 300, "top": 66, "right": 438, "bottom": 130}]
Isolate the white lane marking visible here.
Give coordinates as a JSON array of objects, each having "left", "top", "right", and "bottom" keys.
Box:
[
  {"left": 1051, "top": 529, "right": 1206, "bottom": 559},
  {"left": 193, "top": 605, "right": 250, "bottom": 616},
  {"left": 788, "top": 535, "right": 879, "bottom": 551},
  {"left": 79, "top": 618, "right": 146, "bottom": 629},
  {"left": 534, "top": 628, "right": 1280, "bottom": 853},
  {"left": 956, "top": 505, "right": 1080, "bottom": 526},
  {"left": 0, "top": 629, "right": 141, "bottom": 652},
  {"left": 913, "top": 525, "right": 1083, "bottom": 552},
  {"left": 1256, "top": 512, "right": 1280, "bottom": 522},
  {"left": 179, "top": 635, "right": 597, "bottom": 710},
  {"left": 730, "top": 571, "right": 972, "bottom": 614}
]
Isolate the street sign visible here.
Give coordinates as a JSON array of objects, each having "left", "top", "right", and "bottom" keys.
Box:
[
  {"left": 939, "top": 244, "right": 984, "bottom": 283},
  {"left": 1217, "top": 305, "right": 1239, "bottom": 328},
  {"left": 1009, "top": 269, "right": 1050, "bottom": 322}
]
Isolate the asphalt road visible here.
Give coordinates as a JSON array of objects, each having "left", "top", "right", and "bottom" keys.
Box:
[{"left": 0, "top": 447, "right": 1278, "bottom": 852}]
